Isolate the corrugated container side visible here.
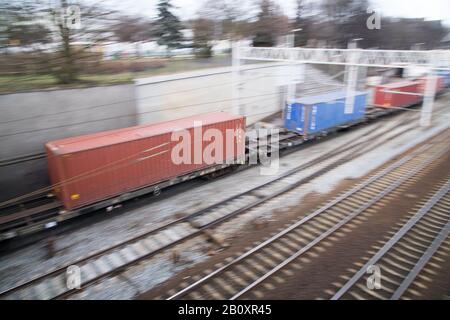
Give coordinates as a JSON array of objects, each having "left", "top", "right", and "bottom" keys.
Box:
[
  {"left": 45, "top": 145, "right": 65, "bottom": 200},
  {"left": 46, "top": 113, "right": 245, "bottom": 210},
  {"left": 373, "top": 81, "right": 422, "bottom": 108},
  {"left": 417, "top": 76, "right": 445, "bottom": 94},
  {"left": 285, "top": 91, "right": 367, "bottom": 135}
]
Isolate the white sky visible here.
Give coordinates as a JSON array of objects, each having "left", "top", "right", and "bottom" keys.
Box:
[{"left": 107, "top": 0, "right": 450, "bottom": 26}]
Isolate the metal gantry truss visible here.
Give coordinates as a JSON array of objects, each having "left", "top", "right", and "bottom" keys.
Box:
[
  {"left": 233, "top": 43, "right": 450, "bottom": 126},
  {"left": 238, "top": 46, "right": 450, "bottom": 70}
]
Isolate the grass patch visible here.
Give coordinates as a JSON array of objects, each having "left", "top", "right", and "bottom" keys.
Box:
[{"left": 0, "top": 55, "right": 232, "bottom": 94}]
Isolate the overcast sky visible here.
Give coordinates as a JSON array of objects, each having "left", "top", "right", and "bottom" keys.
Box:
[{"left": 108, "top": 0, "right": 450, "bottom": 26}]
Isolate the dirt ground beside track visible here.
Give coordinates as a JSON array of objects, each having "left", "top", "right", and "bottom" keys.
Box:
[
  {"left": 251, "top": 151, "right": 450, "bottom": 300},
  {"left": 138, "top": 131, "right": 450, "bottom": 300}
]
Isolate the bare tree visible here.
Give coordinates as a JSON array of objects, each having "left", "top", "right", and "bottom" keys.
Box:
[
  {"left": 192, "top": 18, "right": 215, "bottom": 57},
  {"left": 292, "top": 0, "right": 308, "bottom": 47},
  {"left": 112, "top": 16, "right": 154, "bottom": 43},
  {"left": 0, "top": 2, "right": 52, "bottom": 54},
  {"left": 49, "top": 0, "right": 119, "bottom": 83},
  {"left": 252, "top": 0, "right": 289, "bottom": 47},
  {"left": 112, "top": 15, "right": 154, "bottom": 57},
  {"left": 198, "top": 0, "right": 249, "bottom": 40},
  {"left": 1, "top": 0, "right": 119, "bottom": 83},
  {"left": 318, "top": 0, "right": 370, "bottom": 47},
  {"left": 314, "top": 0, "right": 448, "bottom": 49}
]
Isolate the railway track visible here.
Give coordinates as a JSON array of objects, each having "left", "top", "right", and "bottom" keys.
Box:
[
  {"left": 330, "top": 178, "right": 450, "bottom": 300},
  {"left": 0, "top": 130, "right": 287, "bottom": 241},
  {"left": 1, "top": 98, "right": 443, "bottom": 241},
  {"left": 154, "top": 132, "right": 449, "bottom": 300},
  {"left": 0, "top": 201, "right": 62, "bottom": 235},
  {"left": 0, "top": 113, "right": 423, "bottom": 300}
]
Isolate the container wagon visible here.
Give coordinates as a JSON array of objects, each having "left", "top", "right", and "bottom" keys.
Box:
[
  {"left": 46, "top": 112, "right": 246, "bottom": 210},
  {"left": 373, "top": 80, "right": 422, "bottom": 109},
  {"left": 284, "top": 90, "right": 367, "bottom": 137}
]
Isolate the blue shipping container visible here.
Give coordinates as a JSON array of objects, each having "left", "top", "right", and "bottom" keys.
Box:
[
  {"left": 437, "top": 70, "right": 450, "bottom": 87},
  {"left": 284, "top": 90, "right": 367, "bottom": 135}
]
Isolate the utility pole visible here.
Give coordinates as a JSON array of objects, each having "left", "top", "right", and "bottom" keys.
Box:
[
  {"left": 232, "top": 41, "right": 241, "bottom": 116},
  {"left": 420, "top": 51, "right": 437, "bottom": 127},
  {"left": 344, "top": 38, "right": 362, "bottom": 114}
]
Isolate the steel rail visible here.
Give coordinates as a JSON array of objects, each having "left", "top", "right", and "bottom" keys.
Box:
[
  {"left": 166, "top": 136, "right": 448, "bottom": 300},
  {"left": 331, "top": 179, "right": 450, "bottom": 300},
  {"left": 54, "top": 121, "right": 399, "bottom": 299},
  {"left": 391, "top": 217, "right": 450, "bottom": 299},
  {"left": 1, "top": 92, "right": 445, "bottom": 239},
  {"left": 1, "top": 108, "right": 447, "bottom": 299},
  {"left": 0, "top": 123, "right": 384, "bottom": 298},
  {"left": 219, "top": 144, "right": 450, "bottom": 300},
  {"left": 2, "top": 108, "right": 415, "bottom": 299}
]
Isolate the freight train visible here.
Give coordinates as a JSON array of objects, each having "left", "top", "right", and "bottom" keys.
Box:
[
  {"left": 373, "top": 76, "right": 447, "bottom": 109},
  {"left": 46, "top": 112, "right": 246, "bottom": 210},
  {"left": 38, "top": 73, "right": 450, "bottom": 213},
  {"left": 284, "top": 90, "right": 367, "bottom": 137}
]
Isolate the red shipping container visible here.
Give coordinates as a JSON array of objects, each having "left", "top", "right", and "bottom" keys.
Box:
[
  {"left": 417, "top": 76, "right": 445, "bottom": 94},
  {"left": 373, "top": 80, "right": 422, "bottom": 108},
  {"left": 46, "top": 112, "right": 246, "bottom": 210}
]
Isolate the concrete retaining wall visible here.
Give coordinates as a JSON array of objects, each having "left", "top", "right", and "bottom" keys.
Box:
[
  {"left": 0, "top": 84, "right": 136, "bottom": 202},
  {"left": 135, "top": 63, "right": 290, "bottom": 126},
  {"left": 0, "top": 65, "right": 290, "bottom": 202}
]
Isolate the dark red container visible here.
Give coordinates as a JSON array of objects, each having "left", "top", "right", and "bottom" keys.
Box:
[
  {"left": 417, "top": 76, "right": 445, "bottom": 94},
  {"left": 373, "top": 80, "right": 422, "bottom": 108},
  {"left": 46, "top": 112, "right": 246, "bottom": 210}
]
